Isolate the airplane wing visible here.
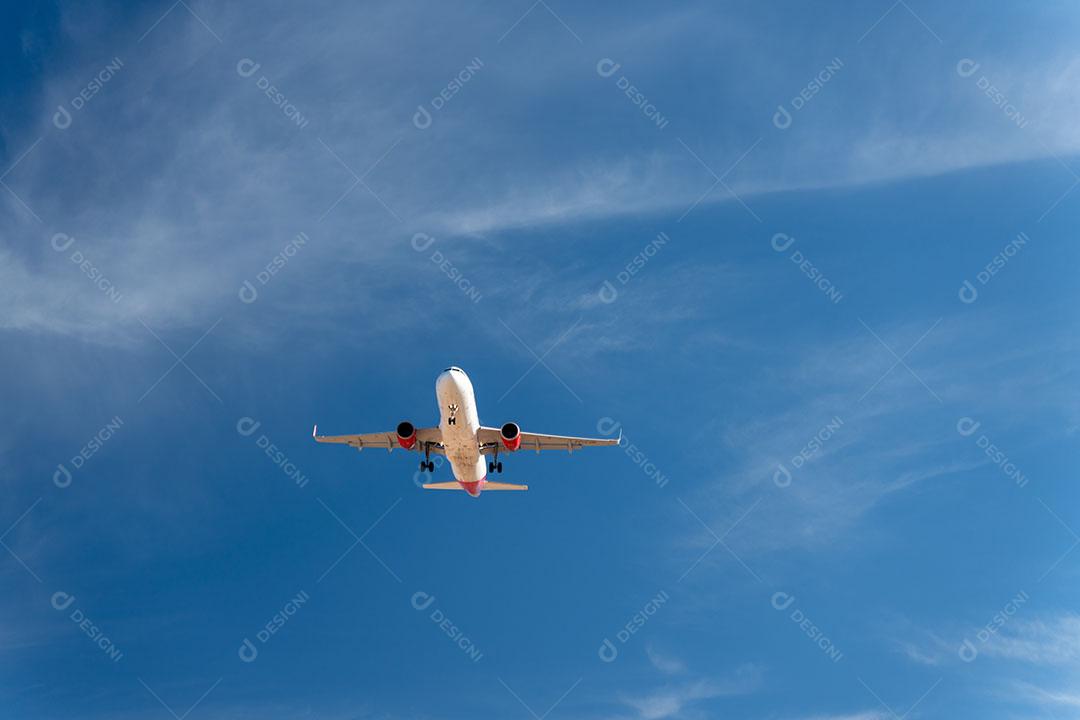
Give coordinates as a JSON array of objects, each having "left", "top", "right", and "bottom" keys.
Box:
[
  {"left": 476, "top": 426, "right": 620, "bottom": 454},
  {"left": 312, "top": 425, "right": 443, "bottom": 453}
]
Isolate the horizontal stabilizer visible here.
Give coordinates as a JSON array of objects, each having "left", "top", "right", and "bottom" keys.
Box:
[{"left": 421, "top": 481, "right": 528, "bottom": 491}]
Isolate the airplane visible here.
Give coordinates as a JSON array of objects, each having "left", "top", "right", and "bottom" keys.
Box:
[{"left": 313, "top": 366, "right": 620, "bottom": 496}]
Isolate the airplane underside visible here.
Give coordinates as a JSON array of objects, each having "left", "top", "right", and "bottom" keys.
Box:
[{"left": 312, "top": 366, "right": 619, "bottom": 497}]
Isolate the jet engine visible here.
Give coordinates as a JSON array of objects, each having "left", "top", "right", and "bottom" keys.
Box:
[
  {"left": 396, "top": 421, "right": 417, "bottom": 449},
  {"left": 500, "top": 422, "right": 522, "bottom": 451}
]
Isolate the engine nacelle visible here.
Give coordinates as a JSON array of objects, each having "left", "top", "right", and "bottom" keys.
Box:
[
  {"left": 500, "top": 422, "right": 521, "bottom": 451},
  {"left": 396, "top": 421, "right": 417, "bottom": 449}
]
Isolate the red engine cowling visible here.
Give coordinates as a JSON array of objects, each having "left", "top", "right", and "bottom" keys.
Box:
[
  {"left": 396, "top": 421, "right": 417, "bottom": 450},
  {"left": 500, "top": 422, "right": 521, "bottom": 451}
]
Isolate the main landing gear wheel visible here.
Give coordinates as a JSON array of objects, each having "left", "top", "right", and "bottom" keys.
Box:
[
  {"left": 420, "top": 460, "right": 434, "bottom": 472},
  {"left": 496, "top": 461, "right": 503, "bottom": 473}
]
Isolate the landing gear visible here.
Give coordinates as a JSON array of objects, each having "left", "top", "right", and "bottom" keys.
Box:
[
  {"left": 488, "top": 447, "right": 504, "bottom": 474},
  {"left": 419, "top": 459, "right": 434, "bottom": 472}
]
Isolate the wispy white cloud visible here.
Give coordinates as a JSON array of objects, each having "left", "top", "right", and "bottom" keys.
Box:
[
  {"left": 1011, "top": 680, "right": 1080, "bottom": 709},
  {"left": 675, "top": 309, "right": 1078, "bottom": 564},
  {"left": 5, "top": 2, "right": 1080, "bottom": 345},
  {"left": 619, "top": 663, "right": 762, "bottom": 720},
  {"left": 645, "top": 645, "right": 686, "bottom": 676},
  {"left": 893, "top": 612, "right": 1080, "bottom": 719},
  {"left": 981, "top": 614, "right": 1080, "bottom": 665}
]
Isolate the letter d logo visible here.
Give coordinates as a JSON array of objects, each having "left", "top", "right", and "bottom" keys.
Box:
[
  {"left": 956, "top": 59, "right": 980, "bottom": 78},
  {"left": 411, "top": 232, "right": 435, "bottom": 252},
  {"left": 598, "top": 638, "right": 618, "bottom": 662},
  {"left": 54, "top": 464, "right": 72, "bottom": 488},
  {"left": 236, "top": 58, "right": 261, "bottom": 78},
  {"left": 413, "top": 105, "right": 432, "bottom": 130},
  {"left": 958, "top": 638, "right": 978, "bottom": 662},
  {"left": 773, "top": 464, "right": 792, "bottom": 488},
  {"left": 956, "top": 417, "right": 980, "bottom": 437},
  {"left": 596, "top": 417, "right": 622, "bottom": 437},
  {"left": 411, "top": 591, "right": 435, "bottom": 611},
  {"left": 772, "top": 105, "right": 792, "bottom": 130},
  {"left": 236, "top": 417, "right": 261, "bottom": 437},
  {"left": 958, "top": 280, "right": 978, "bottom": 304},
  {"left": 598, "top": 280, "right": 618, "bottom": 304},
  {"left": 53, "top": 105, "right": 72, "bottom": 130},
  {"left": 596, "top": 58, "right": 621, "bottom": 78},
  {"left": 238, "top": 280, "right": 258, "bottom": 304},
  {"left": 238, "top": 638, "right": 258, "bottom": 662},
  {"left": 771, "top": 591, "right": 795, "bottom": 611},
  {"left": 51, "top": 591, "right": 76, "bottom": 611},
  {"left": 771, "top": 233, "right": 795, "bottom": 252},
  {"left": 51, "top": 233, "right": 75, "bottom": 252}
]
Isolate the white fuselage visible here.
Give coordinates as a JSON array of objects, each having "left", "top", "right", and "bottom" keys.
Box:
[{"left": 435, "top": 368, "right": 486, "bottom": 495}]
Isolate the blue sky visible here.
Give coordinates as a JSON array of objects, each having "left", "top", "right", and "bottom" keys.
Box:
[{"left": 2, "top": 1, "right": 1079, "bottom": 718}]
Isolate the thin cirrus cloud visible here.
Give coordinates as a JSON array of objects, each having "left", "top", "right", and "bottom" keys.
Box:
[
  {"left": 673, "top": 302, "right": 1079, "bottom": 568},
  {"left": 1011, "top": 681, "right": 1080, "bottom": 710},
  {"left": 618, "top": 664, "right": 763, "bottom": 720},
  {"left": 645, "top": 644, "right": 687, "bottom": 676},
  {"left": 979, "top": 614, "right": 1080, "bottom": 666},
  {"left": 895, "top": 614, "right": 1080, "bottom": 713},
  {"left": 4, "top": 2, "right": 1080, "bottom": 343}
]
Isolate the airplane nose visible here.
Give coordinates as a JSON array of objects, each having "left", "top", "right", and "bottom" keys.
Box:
[{"left": 437, "top": 368, "right": 468, "bottom": 388}]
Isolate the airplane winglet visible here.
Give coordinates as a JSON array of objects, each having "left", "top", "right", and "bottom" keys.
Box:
[{"left": 312, "top": 424, "right": 318, "bottom": 439}]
